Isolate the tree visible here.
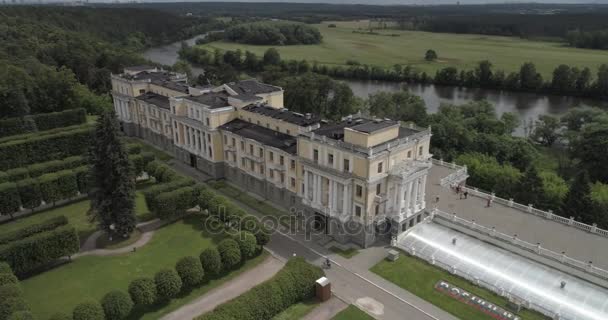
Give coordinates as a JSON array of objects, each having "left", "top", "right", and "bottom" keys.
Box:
[
  {"left": 572, "top": 124, "right": 608, "bottom": 183},
  {"left": 365, "top": 91, "right": 427, "bottom": 125},
  {"left": 89, "top": 111, "right": 136, "bottom": 238},
  {"left": 531, "top": 115, "right": 561, "bottom": 146},
  {"left": 200, "top": 248, "right": 222, "bottom": 276},
  {"left": 154, "top": 269, "right": 182, "bottom": 301},
  {"left": 235, "top": 231, "right": 257, "bottom": 259},
  {"left": 551, "top": 64, "right": 575, "bottom": 93},
  {"left": 475, "top": 60, "right": 493, "bottom": 86},
  {"left": 218, "top": 239, "right": 242, "bottom": 270},
  {"left": 596, "top": 64, "right": 608, "bottom": 98},
  {"left": 175, "top": 256, "right": 205, "bottom": 287},
  {"left": 128, "top": 278, "right": 157, "bottom": 306},
  {"left": 516, "top": 166, "right": 546, "bottom": 207},
  {"left": 263, "top": 48, "right": 281, "bottom": 66},
  {"left": 101, "top": 290, "right": 133, "bottom": 320},
  {"left": 73, "top": 301, "right": 104, "bottom": 320},
  {"left": 561, "top": 172, "right": 594, "bottom": 223},
  {"left": 244, "top": 51, "right": 261, "bottom": 71},
  {"left": 424, "top": 49, "right": 437, "bottom": 61},
  {"left": 519, "top": 62, "right": 543, "bottom": 91}
]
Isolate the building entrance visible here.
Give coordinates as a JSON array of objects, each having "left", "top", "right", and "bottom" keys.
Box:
[
  {"left": 189, "top": 153, "right": 197, "bottom": 168},
  {"left": 313, "top": 212, "right": 328, "bottom": 234}
]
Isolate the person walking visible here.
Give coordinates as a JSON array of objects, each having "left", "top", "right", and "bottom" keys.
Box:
[{"left": 464, "top": 191, "right": 468, "bottom": 199}]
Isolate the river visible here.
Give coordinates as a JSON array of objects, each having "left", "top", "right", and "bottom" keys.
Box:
[{"left": 144, "top": 35, "right": 607, "bottom": 136}]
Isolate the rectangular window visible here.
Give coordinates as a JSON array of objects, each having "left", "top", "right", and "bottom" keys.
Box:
[
  {"left": 343, "top": 159, "right": 350, "bottom": 172},
  {"left": 240, "top": 141, "right": 245, "bottom": 150},
  {"left": 291, "top": 177, "right": 296, "bottom": 188},
  {"left": 375, "top": 204, "right": 380, "bottom": 216},
  {"left": 250, "top": 145, "right": 254, "bottom": 154},
  {"left": 241, "top": 158, "right": 246, "bottom": 167},
  {"left": 313, "top": 149, "right": 319, "bottom": 163},
  {"left": 276, "top": 126, "right": 280, "bottom": 132},
  {"left": 290, "top": 160, "right": 296, "bottom": 170},
  {"left": 260, "top": 166, "right": 264, "bottom": 174},
  {"left": 270, "top": 170, "right": 274, "bottom": 179},
  {"left": 377, "top": 162, "right": 383, "bottom": 173},
  {"left": 286, "top": 129, "right": 291, "bottom": 135},
  {"left": 269, "top": 151, "right": 274, "bottom": 162},
  {"left": 376, "top": 183, "right": 382, "bottom": 195},
  {"left": 250, "top": 161, "right": 254, "bottom": 171},
  {"left": 328, "top": 153, "right": 334, "bottom": 165},
  {"left": 419, "top": 146, "right": 424, "bottom": 156},
  {"left": 280, "top": 173, "right": 285, "bottom": 183},
  {"left": 223, "top": 135, "right": 227, "bottom": 144},
  {"left": 407, "top": 150, "right": 412, "bottom": 158},
  {"left": 259, "top": 148, "right": 263, "bottom": 157},
  {"left": 206, "top": 118, "right": 210, "bottom": 126},
  {"left": 208, "top": 147, "right": 213, "bottom": 158},
  {"left": 356, "top": 185, "right": 363, "bottom": 197},
  {"left": 355, "top": 205, "right": 362, "bottom": 217},
  {"left": 279, "top": 156, "right": 284, "bottom": 166},
  {"left": 232, "top": 138, "right": 236, "bottom": 146}
]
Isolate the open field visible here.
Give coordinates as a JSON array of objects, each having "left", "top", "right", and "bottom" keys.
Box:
[
  {"left": 19, "top": 213, "right": 266, "bottom": 319},
  {"left": 371, "top": 252, "right": 548, "bottom": 320},
  {"left": 200, "top": 20, "right": 608, "bottom": 78}
]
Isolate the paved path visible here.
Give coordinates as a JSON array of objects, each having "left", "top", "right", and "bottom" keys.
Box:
[
  {"left": 160, "top": 255, "right": 285, "bottom": 320},
  {"left": 75, "top": 219, "right": 165, "bottom": 257},
  {"left": 302, "top": 297, "right": 348, "bottom": 320},
  {"left": 428, "top": 165, "right": 608, "bottom": 269},
  {"left": 171, "top": 160, "right": 457, "bottom": 320}
]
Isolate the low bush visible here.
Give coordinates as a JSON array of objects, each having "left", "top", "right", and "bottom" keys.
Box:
[
  {"left": 0, "top": 183, "right": 21, "bottom": 217},
  {"left": 176, "top": 256, "right": 205, "bottom": 287},
  {"left": 73, "top": 166, "right": 91, "bottom": 194},
  {"left": 72, "top": 301, "right": 104, "bottom": 320},
  {"left": 126, "top": 144, "right": 142, "bottom": 155},
  {"left": 196, "top": 258, "right": 323, "bottom": 320},
  {"left": 0, "top": 264, "right": 29, "bottom": 320},
  {"left": 4, "top": 169, "right": 28, "bottom": 182},
  {"left": 0, "top": 262, "right": 11, "bottom": 274},
  {"left": 143, "top": 178, "right": 195, "bottom": 210},
  {"left": 128, "top": 278, "right": 157, "bottom": 307},
  {"left": 0, "top": 273, "right": 18, "bottom": 287},
  {"left": 26, "top": 155, "right": 86, "bottom": 178},
  {"left": 200, "top": 248, "right": 222, "bottom": 277},
  {"left": 0, "top": 284, "right": 22, "bottom": 299},
  {"left": 0, "top": 297, "right": 28, "bottom": 320},
  {"left": 7, "top": 311, "right": 34, "bottom": 320},
  {"left": 101, "top": 290, "right": 133, "bottom": 320},
  {"left": 218, "top": 239, "right": 241, "bottom": 270},
  {"left": 0, "top": 215, "right": 68, "bottom": 245},
  {"left": 154, "top": 186, "right": 200, "bottom": 219},
  {"left": 235, "top": 231, "right": 257, "bottom": 259},
  {"left": 0, "top": 225, "right": 79, "bottom": 275},
  {"left": 154, "top": 269, "right": 182, "bottom": 301},
  {"left": 38, "top": 170, "right": 78, "bottom": 205}
]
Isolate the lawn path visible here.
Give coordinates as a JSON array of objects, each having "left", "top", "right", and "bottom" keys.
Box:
[
  {"left": 160, "top": 255, "right": 285, "bottom": 320},
  {"left": 302, "top": 297, "right": 348, "bottom": 320},
  {"left": 76, "top": 218, "right": 165, "bottom": 257}
]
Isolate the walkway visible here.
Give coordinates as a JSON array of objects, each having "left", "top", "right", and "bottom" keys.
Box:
[
  {"left": 171, "top": 160, "right": 457, "bottom": 320},
  {"left": 302, "top": 297, "right": 348, "bottom": 320},
  {"left": 75, "top": 219, "right": 165, "bottom": 257},
  {"left": 160, "top": 255, "right": 285, "bottom": 320},
  {"left": 427, "top": 165, "right": 608, "bottom": 270}
]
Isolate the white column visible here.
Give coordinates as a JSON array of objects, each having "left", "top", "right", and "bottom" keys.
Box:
[
  {"left": 412, "top": 177, "right": 419, "bottom": 212},
  {"left": 397, "top": 183, "right": 404, "bottom": 216},
  {"left": 420, "top": 175, "right": 427, "bottom": 209},
  {"left": 328, "top": 179, "right": 333, "bottom": 212},
  {"left": 333, "top": 181, "right": 338, "bottom": 211},
  {"left": 405, "top": 181, "right": 413, "bottom": 215},
  {"left": 317, "top": 176, "right": 323, "bottom": 205},
  {"left": 342, "top": 183, "right": 348, "bottom": 216},
  {"left": 304, "top": 171, "right": 309, "bottom": 200}
]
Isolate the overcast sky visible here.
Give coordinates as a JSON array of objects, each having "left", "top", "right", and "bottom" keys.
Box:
[{"left": 137, "top": 0, "right": 608, "bottom": 4}]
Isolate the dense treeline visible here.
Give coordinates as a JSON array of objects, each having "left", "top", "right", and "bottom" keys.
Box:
[
  {"left": 223, "top": 22, "right": 322, "bottom": 45},
  {"left": 0, "top": 7, "right": 223, "bottom": 119},
  {"left": 566, "top": 29, "right": 608, "bottom": 50}
]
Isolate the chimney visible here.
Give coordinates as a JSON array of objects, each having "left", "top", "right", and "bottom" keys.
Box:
[{"left": 305, "top": 113, "right": 311, "bottom": 120}]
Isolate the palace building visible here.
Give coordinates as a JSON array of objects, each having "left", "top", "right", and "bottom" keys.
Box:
[{"left": 111, "top": 66, "right": 432, "bottom": 247}]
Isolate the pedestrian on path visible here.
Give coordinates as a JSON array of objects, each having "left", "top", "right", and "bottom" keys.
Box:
[
  {"left": 435, "top": 195, "right": 440, "bottom": 203},
  {"left": 486, "top": 196, "right": 492, "bottom": 207},
  {"left": 464, "top": 191, "right": 468, "bottom": 199}
]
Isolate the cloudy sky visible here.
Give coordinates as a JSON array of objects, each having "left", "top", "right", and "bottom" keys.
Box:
[{"left": 139, "top": 0, "right": 607, "bottom": 3}]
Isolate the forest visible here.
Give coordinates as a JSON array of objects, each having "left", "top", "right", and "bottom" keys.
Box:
[
  {"left": 0, "top": 6, "right": 223, "bottom": 119},
  {"left": 222, "top": 22, "right": 322, "bottom": 45}
]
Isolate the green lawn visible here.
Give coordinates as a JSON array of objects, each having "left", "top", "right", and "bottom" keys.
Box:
[
  {"left": 371, "top": 253, "right": 549, "bottom": 320},
  {"left": 332, "top": 305, "right": 374, "bottom": 320},
  {"left": 329, "top": 246, "right": 360, "bottom": 259},
  {"left": 21, "top": 213, "right": 263, "bottom": 319},
  {"left": 272, "top": 299, "right": 320, "bottom": 320},
  {"left": 200, "top": 20, "right": 608, "bottom": 78}
]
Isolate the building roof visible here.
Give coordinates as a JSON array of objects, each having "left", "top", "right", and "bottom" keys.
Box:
[
  {"left": 124, "top": 65, "right": 156, "bottom": 72},
  {"left": 184, "top": 91, "right": 231, "bottom": 109},
  {"left": 350, "top": 119, "right": 398, "bottom": 134},
  {"left": 226, "top": 79, "right": 282, "bottom": 95},
  {"left": 135, "top": 92, "right": 170, "bottom": 110},
  {"left": 151, "top": 79, "right": 189, "bottom": 94},
  {"left": 313, "top": 117, "right": 420, "bottom": 142},
  {"left": 219, "top": 119, "right": 298, "bottom": 154},
  {"left": 242, "top": 104, "right": 321, "bottom": 127}
]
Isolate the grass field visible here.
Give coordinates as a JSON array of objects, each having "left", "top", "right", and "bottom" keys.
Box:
[
  {"left": 20, "top": 213, "right": 265, "bottom": 319},
  {"left": 200, "top": 20, "right": 608, "bottom": 78},
  {"left": 271, "top": 299, "right": 320, "bottom": 320},
  {"left": 371, "top": 252, "right": 549, "bottom": 320},
  {"left": 332, "top": 305, "right": 374, "bottom": 320}
]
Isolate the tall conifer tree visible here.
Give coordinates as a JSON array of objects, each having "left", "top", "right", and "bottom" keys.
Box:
[
  {"left": 561, "top": 171, "right": 594, "bottom": 223},
  {"left": 89, "top": 111, "right": 136, "bottom": 237}
]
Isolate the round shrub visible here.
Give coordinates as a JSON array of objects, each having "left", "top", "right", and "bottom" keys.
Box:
[
  {"left": 48, "top": 312, "right": 72, "bottom": 320},
  {"left": 101, "top": 290, "right": 133, "bottom": 320},
  {"left": 0, "top": 262, "right": 12, "bottom": 274},
  {"left": 200, "top": 247, "right": 222, "bottom": 276},
  {"left": 235, "top": 231, "right": 257, "bottom": 259},
  {"left": 254, "top": 228, "right": 271, "bottom": 247},
  {"left": 128, "top": 278, "right": 157, "bottom": 306},
  {"left": 0, "top": 297, "right": 28, "bottom": 320},
  {"left": 0, "top": 284, "right": 22, "bottom": 299},
  {"left": 72, "top": 300, "right": 104, "bottom": 320},
  {"left": 154, "top": 269, "right": 182, "bottom": 301},
  {"left": 175, "top": 256, "right": 204, "bottom": 287},
  {"left": 0, "top": 273, "right": 18, "bottom": 287},
  {"left": 7, "top": 311, "right": 34, "bottom": 320},
  {"left": 218, "top": 239, "right": 241, "bottom": 270}
]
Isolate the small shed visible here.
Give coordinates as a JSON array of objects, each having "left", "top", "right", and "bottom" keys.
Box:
[{"left": 315, "top": 277, "right": 331, "bottom": 302}]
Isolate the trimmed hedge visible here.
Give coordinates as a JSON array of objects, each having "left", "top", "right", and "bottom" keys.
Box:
[
  {"left": 38, "top": 169, "right": 78, "bottom": 205},
  {"left": 235, "top": 231, "right": 258, "bottom": 259},
  {"left": 128, "top": 278, "right": 157, "bottom": 307},
  {"left": 101, "top": 290, "right": 133, "bottom": 320},
  {"left": 0, "top": 273, "right": 18, "bottom": 287},
  {"left": 0, "top": 298, "right": 28, "bottom": 320},
  {"left": 217, "top": 239, "right": 241, "bottom": 270},
  {"left": 16, "top": 179, "right": 41, "bottom": 211},
  {"left": 72, "top": 301, "right": 104, "bottom": 320},
  {"left": 0, "top": 263, "right": 30, "bottom": 320},
  {"left": 154, "top": 269, "right": 182, "bottom": 301},
  {"left": 155, "top": 186, "right": 201, "bottom": 219},
  {"left": 0, "top": 216, "right": 68, "bottom": 246},
  {"left": 0, "top": 225, "right": 80, "bottom": 275},
  {"left": 176, "top": 256, "right": 205, "bottom": 288},
  {"left": 0, "top": 183, "right": 21, "bottom": 217},
  {"left": 6, "top": 311, "right": 33, "bottom": 320},
  {"left": 200, "top": 248, "right": 222, "bottom": 277},
  {"left": 144, "top": 178, "right": 195, "bottom": 208},
  {"left": 0, "top": 125, "right": 93, "bottom": 171},
  {"left": 0, "top": 109, "right": 86, "bottom": 139},
  {"left": 196, "top": 258, "right": 324, "bottom": 320},
  {"left": 3, "top": 169, "right": 28, "bottom": 183},
  {"left": 0, "top": 262, "right": 12, "bottom": 274},
  {"left": 25, "top": 156, "right": 86, "bottom": 178}
]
